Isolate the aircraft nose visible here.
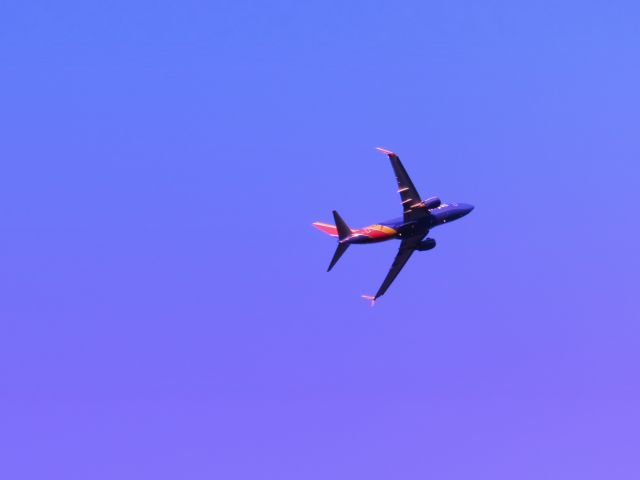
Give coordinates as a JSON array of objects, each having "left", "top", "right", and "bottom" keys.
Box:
[{"left": 460, "top": 204, "right": 474, "bottom": 216}]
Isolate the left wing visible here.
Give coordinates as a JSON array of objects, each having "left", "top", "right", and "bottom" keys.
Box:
[
  {"left": 363, "top": 235, "right": 424, "bottom": 305},
  {"left": 376, "top": 148, "right": 429, "bottom": 222}
]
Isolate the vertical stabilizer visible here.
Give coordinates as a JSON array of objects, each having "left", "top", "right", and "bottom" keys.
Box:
[
  {"left": 332, "top": 210, "right": 351, "bottom": 241},
  {"left": 327, "top": 210, "right": 352, "bottom": 271}
]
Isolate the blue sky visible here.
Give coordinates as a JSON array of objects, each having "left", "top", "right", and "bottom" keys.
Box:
[{"left": 1, "top": 1, "right": 639, "bottom": 478}]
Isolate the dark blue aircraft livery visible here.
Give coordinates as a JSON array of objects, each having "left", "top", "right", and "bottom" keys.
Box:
[{"left": 313, "top": 148, "right": 473, "bottom": 305}]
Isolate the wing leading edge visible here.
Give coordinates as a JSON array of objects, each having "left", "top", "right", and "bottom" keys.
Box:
[
  {"left": 376, "top": 147, "right": 429, "bottom": 222},
  {"left": 360, "top": 148, "right": 430, "bottom": 305},
  {"left": 362, "top": 235, "right": 425, "bottom": 305}
]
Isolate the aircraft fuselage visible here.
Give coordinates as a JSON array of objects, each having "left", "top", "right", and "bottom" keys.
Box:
[
  {"left": 322, "top": 202, "right": 474, "bottom": 245},
  {"left": 313, "top": 148, "right": 474, "bottom": 303}
]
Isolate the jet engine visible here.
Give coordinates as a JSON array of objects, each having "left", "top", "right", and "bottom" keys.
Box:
[
  {"left": 416, "top": 238, "right": 436, "bottom": 251},
  {"left": 422, "top": 196, "right": 441, "bottom": 209}
]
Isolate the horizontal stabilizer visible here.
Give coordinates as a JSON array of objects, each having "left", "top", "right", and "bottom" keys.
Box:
[
  {"left": 328, "top": 243, "right": 349, "bottom": 272},
  {"left": 312, "top": 222, "right": 339, "bottom": 237}
]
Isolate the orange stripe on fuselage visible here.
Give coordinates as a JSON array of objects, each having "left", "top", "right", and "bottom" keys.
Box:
[
  {"left": 358, "top": 224, "right": 397, "bottom": 239},
  {"left": 312, "top": 222, "right": 397, "bottom": 240}
]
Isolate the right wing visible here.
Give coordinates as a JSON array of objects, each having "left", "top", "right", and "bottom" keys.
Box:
[
  {"left": 376, "top": 148, "right": 429, "bottom": 222},
  {"left": 364, "top": 235, "right": 424, "bottom": 304}
]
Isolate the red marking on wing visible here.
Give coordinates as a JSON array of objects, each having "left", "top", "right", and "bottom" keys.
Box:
[
  {"left": 376, "top": 147, "right": 395, "bottom": 155},
  {"left": 361, "top": 294, "right": 376, "bottom": 306}
]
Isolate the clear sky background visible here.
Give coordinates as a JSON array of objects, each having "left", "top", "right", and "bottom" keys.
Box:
[{"left": 1, "top": 1, "right": 639, "bottom": 478}]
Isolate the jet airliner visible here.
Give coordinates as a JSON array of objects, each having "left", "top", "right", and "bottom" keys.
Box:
[{"left": 313, "top": 148, "right": 473, "bottom": 304}]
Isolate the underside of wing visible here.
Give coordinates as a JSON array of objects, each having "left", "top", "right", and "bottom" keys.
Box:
[
  {"left": 366, "top": 235, "right": 424, "bottom": 302},
  {"left": 376, "top": 148, "right": 429, "bottom": 222}
]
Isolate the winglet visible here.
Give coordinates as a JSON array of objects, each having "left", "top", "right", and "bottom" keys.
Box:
[
  {"left": 375, "top": 147, "right": 395, "bottom": 156},
  {"left": 361, "top": 294, "right": 376, "bottom": 307}
]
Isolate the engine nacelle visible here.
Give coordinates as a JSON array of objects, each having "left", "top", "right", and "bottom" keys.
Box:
[
  {"left": 416, "top": 238, "right": 436, "bottom": 251},
  {"left": 422, "top": 196, "right": 441, "bottom": 209}
]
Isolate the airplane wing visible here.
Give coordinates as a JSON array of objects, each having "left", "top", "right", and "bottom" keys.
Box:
[
  {"left": 364, "top": 235, "right": 424, "bottom": 304},
  {"left": 376, "top": 148, "right": 429, "bottom": 222}
]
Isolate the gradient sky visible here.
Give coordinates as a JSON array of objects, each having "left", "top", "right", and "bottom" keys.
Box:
[{"left": 2, "top": 1, "right": 639, "bottom": 478}]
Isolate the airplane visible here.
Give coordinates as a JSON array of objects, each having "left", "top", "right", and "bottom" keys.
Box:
[{"left": 313, "top": 148, "right": 473, "bottom": 305}]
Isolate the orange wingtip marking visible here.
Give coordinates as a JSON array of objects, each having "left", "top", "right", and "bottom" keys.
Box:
[
  {"left": 361, "top": 294, "right": 376, "bottom": 306},
  {"left": 376, "top": 147, "right": 395, "bottom": 155}
]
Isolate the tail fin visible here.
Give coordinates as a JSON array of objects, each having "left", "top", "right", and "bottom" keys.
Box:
[
  {"left": 312, "top": 211, "right": 352, "bottom": 239},
  {"left": 327, "top": 243, "right": 349, "bottom": 272},
  {"left": 332, "top": 210, "right": 351, "bottom": 241},
  {"left": 327, "top": 211, "right": 352, "bottom": 271}
]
